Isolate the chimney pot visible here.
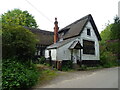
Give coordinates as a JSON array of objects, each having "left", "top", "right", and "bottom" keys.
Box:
[
  {"left": 55, "top": 17, "right": 57, "bottom": 21},
  {"left": 54, "top": 17, "right": 58, "bottom": 25}
]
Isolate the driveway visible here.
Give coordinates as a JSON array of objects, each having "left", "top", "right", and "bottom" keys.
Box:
[{"left": 33, "top": 67, "right": 119, "bottom": 88}]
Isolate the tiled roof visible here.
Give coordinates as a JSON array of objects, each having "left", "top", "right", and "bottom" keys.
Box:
[
  {"left": 59, "top": 14, "right": 101, "bottom": 41},
  {"left": 47, "top": 37, "right": 77, "bottom": 49},
  {"left": 25, "top": 27, "right": 54, "bottom": 46}
]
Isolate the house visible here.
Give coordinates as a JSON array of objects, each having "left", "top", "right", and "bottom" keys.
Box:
[
  {"left": 45, "top": 14, "right": 101, "bottom": 69},
  {"left": 25, "top": 27, "right": 54, "bottom": 59}
]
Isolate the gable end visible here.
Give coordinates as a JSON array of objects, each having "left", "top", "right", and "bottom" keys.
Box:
[
  {"left": 78, "top": 14, "right": 101, "bottom": 41},
  {"left": 59, "top": 14, "right": 101, "bottom": 41}
]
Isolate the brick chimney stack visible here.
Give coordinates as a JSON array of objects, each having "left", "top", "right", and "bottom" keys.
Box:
[{"left": 54, "top": 17, "right": 59, "bottom": 43}]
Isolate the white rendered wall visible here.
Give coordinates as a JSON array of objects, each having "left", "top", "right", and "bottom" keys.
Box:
[
  {"left": 57, "top": 21, "right": 100, "bottom": 62},
  {"left": 57, "top": 41, "right": 73, "bottom": 61},
  {"left": 51, "top": 49, "right": 57, "bottom": 60},
  {"left": 57, "top": 38, "right": 80, "bottom": 63},
  {"left": 45, "top": 49, "right": 57, "bottom": 61},
  {"left": 80, "top": 21, "right": 100, "bottom": 60},
  {"left": 45, "top": 21, "right": 100, "bottom": 62},
  {"left": 45, "top": 50, "right": 49, "bottom": 58}
]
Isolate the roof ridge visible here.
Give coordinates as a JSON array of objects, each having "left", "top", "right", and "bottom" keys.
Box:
[
  {"left": 24, "top": 26, "right": 53, "bottom": 33},
  {"left": 59, "top": 14, "right": 91, "bottom": 31}
]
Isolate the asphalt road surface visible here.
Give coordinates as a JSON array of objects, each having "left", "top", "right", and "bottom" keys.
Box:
[{"left": 36, "top": 67, "right": 119, "bottom": 88}]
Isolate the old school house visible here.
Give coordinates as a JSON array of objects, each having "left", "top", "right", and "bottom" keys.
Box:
[
  {"left": 45, "top": 14, "right": 101, "bottom": 69},
  {"left": 28, "top": 14, "right": 101, "bottom": 69}
]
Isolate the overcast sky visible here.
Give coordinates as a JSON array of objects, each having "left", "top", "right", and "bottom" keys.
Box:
[{"left": 0, "top": 0, "right": 119, "bottom": 32}]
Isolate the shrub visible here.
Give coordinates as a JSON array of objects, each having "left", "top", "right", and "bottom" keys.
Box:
[
  {"left": 38, "top": 56, "right": 46, "bottom": 64},
  {"left": 100, "top": 51, "right": 117, "bottom": 68},
  {"left": 2, "top": 58, "right": 39, "bottom": 90},
  {"left": 80, "top": 65, "right": 87, "bottom": 70},
  {"left": 2, "top": 25, "right": 38, "bottom": 61},
  {"left": 62, "top": 61, "right": 73, "bottom": 71}
]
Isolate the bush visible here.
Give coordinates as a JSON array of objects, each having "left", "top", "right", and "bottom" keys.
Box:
[
  {"left": 2, "top": 58, "right": 39, "bottom": 90},
  {"left": 2, "top": 25, "right": 37, "bottom": 60},
  {"left": 100, "top": 51, "right": 117, "bottom": 68},
  {"left": 62, "top": 61, "right": 73, "bottom": 71},
  {"left": 80, "top": 65, "right": 87, "bottom": 70},
  {"left": 38, "top": 56, "right": 46, "bottom": 64}
]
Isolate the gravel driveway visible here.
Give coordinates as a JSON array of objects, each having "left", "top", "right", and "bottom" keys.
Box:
[{"left": 32, "top": 67, "right": 113, "bottom": 89}]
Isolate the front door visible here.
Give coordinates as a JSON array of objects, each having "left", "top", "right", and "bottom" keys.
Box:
[
  {"left": 73, "top": 49, "right": 80, "bottom": 63},
  {"left": 69, "top": 40, "right": 83, "bottom": 65}
]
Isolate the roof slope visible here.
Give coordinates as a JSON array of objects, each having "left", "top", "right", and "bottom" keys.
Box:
[
  {"left": 25, "top": 27, "right": 54, "bottom": 45},
  {"left": 47, "top": 37, "right": 77, "bottom": 49},
  {"left": 59, "top": 14, "right": 101, "bottom": 40},
  {"left": 69, "top": 41, "right": 83, "bottom": 49}
]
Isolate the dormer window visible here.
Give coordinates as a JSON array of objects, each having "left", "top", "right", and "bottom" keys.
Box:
[{"left": 87, "top": 28, "right": 91, "bottom": 36}]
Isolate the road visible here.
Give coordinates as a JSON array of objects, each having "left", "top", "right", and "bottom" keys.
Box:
[{"left": 35, "top": 67, "right": 119, "bottom": 88}]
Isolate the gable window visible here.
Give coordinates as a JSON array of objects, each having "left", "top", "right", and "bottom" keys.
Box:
[
  {"left": 83, "top": 40, "right": 95, "bottom": 55},
  {"left": 87, "top": 29, "right": 91, "bottom": 36}
]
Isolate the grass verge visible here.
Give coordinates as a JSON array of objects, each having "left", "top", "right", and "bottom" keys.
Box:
[{"left": 35, "top": 64, "right": 58, "bottom": 87}]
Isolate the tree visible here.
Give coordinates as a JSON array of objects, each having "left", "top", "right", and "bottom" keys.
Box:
[
  {"left": 100, "top": 16, "right": 120, "bottom": 67},
  {"left": 100, "top": 17, "right": 120, "bottom": 55},
  {"left": 110, "top": 17, "right": 120, "bottom": 40},
  {"left": 100, "top": 24, "right": 112, "bottom": 44},
  {"left": 2, "top": 24, "right": 38, "bottom": 60},
  {"left": 109, "top": 17, "right": 120, "bottom": 59},
  {"left": 1, "top": 9, "right": 38, "bottom": 28}
]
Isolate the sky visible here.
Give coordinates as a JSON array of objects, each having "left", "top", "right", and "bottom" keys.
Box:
[{"left": 0, "top": 0, "right": 120, "bottom": 32}]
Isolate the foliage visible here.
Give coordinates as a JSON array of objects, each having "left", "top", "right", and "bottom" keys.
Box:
[
  {"left": 38, "top": 56, "right": 46, "bottom": 64},
  {"left": 109, "top": 17, "right": 120, "bottom": 59},
  {"left": 39, "top": 69, "right": 57, "bottom": 82},
  {"left": 1, "top": 9, "right": 38, "bottom": 28},
  {"left": 100, "top": 16, "right": 120, "bottom": 67},
  {"left": 100, "top": 24, "right": 112, "bottom": 44},
  {"left": 110, "top": 23, "right": 120, "bottom": 40},
  {"left": 2, "top": 58, "right": 39, "bottom": 90},
  {"left": 62, "top": 61, "right": 73, "bottom": 71},
  {"left": 100, "top": 51, "right": 117, "bottom": 68},
  {"left": 2, "top": 25, "right": 38, "bottom": 60},
  {"left": 80, "top": 65, "right": 87, "bottom": 70},
  {"left": 35, "top": 64, "right": 58, "bottom": 85}
]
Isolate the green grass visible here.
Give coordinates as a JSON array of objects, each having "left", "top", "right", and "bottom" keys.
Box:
[
  {"left": 39, "top": 69, "right": 57, "bottom": 83},
  {"left": 34, "top": 63, "right": 119, "bottom": 88},
  {"left": 35, "top": 64, "right": 58, "bottom": 86}
]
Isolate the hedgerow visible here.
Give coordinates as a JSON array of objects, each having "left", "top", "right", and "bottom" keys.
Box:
[{"left": 2, "top": 58, "right": 39, "bottom": 90}]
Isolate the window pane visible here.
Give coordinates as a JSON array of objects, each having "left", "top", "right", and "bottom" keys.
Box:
[
  {"left": 87, "top": 29, "right": 90, "bottom": 36},
  {"left": 83, "top": 40, "right": 95, "bottom": 55}
]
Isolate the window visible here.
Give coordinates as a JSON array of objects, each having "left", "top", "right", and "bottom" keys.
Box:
[
  {"left": 87, "top": 29, "right": 91, "bottom": 36},
  {"left": 83, "top": 40, "right": 95, "bottom": 55}
]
